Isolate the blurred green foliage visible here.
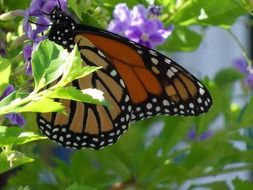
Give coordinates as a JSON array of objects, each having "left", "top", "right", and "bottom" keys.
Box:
[{"left": 0, "top": 0, "right": 253, "bottom": 190}]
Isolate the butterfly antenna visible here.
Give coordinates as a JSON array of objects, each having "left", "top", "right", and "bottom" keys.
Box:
[
  {"left": 28, "top": 19, "right": 51, "bottom": 27},
  {"left": 57, "top": 0, "right": 62, "bottom": 9},
  {"left": 40, "top": 11, "right": 50, "bottom": 16}
]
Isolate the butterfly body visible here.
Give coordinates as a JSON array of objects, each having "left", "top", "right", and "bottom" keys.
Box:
[{"left": 37, "top": 7, "right": 212, "bottom": 149}]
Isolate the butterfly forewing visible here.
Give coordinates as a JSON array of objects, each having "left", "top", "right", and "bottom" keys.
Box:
[{"left": 75, "top": 30, "right": 212, "bottom": 118}]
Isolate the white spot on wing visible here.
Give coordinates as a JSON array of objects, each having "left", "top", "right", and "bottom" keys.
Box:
[
  {"left": 92, "top": 138, "right": 99, "bottom": 142},
  {"left": 110, "top": 70, "right": 117, "bottom": 77},
  {"left": 59, "top": 136, "right": 64, "bottom": 142},
  {"left": 171, "top": 67, "right": 178, "bottom": 73},
  {"left": 45, "top": 130, "right": 50, "bottom": 136},
  {"left": 125, "top": 95, "right": 129, "bottom": 102},
  {"left": 167, "top": 70, "right": 174, "bottom": 78},
  {"left": 179, "top": 104, "right": 184, "bottom": 109},
  {"left": 146, "top": 103, "right": 152, "bottom": 109},
  {"left": 149, "top": 50, "right": 157, "bottom": 56},
  {"left": 39, "top": 119, "right": 46, "bottom": 124},
  {"left": 163, "top": 100, "right": 170, "bottom": 106},
  {"left": 46, "top": 124, "right": 51, "bottom": 129},
  {"left": 197, "top": 82, "right": 203, "bottom": 88},
  {"left": 98, "top": 50, "right": 106, "bottom": 57},
  {"left": 199, "top": 88, "right": 205, "bottom": 95},
  {"left": 120, "top": 79, "right": 125, "bottom": 87},
  {"left": 156, "top": 106, "right": 161, "bottom": 112},
  {"left": 151, "top": 57, "right": 158, "bottom": 65},
  {"left": 189, "top": 103, "right": 194, "bottom": 108},
  {"left": 165, "top": 59, "right": 171, "bottom": 64}
]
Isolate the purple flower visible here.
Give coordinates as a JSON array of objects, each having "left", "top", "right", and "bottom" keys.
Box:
[
  {"left": 199, "top": 130, "right": 212, "bottom": 141},
  {"left": 188, "top": 128, "right": 197, "bottom": 139},
  {"left": 0, "top": 85, "right": 14, "bottom": 100},
  {"left": 23, "top": 44, "right": 33, "bottom": 75},
  {"left": 233, "top": 58, "right": 253, "bottom": 89},
  {"left": 29, "top": 0, "right": 67, "bottom": 15},
  {"left": 5, "top": 113, "right": 26, "bottom": 127},
  {"left": 148, "top": 5, "right": 163, "bottom": 17},
  {"left": 0, "top": 85, "right": 26, "bottom": 127},
  {"left": 246, "top": 74, "right": 253, "bottom": 89},
  {"left": 108, "top": 4, "right": 131, "bottom": 36},
  {"left": 187, "top": 128, "right": 212, "bottom": 141},
  {"left": 233, "top": 58, "right": 248, "bottom": 74},
  {"left": 108, "top": 3, "right": 173, "bottom": 48}
]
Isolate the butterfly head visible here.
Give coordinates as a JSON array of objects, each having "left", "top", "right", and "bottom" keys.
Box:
[
  {"left": 49, "top": 6, "right": 75, "bottom": 25},
  {"left": 48, "top": 6, "right": 76, "bottom": 51}
]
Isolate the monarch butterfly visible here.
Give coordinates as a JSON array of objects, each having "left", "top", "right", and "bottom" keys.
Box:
[{"left": 37, "top": 5, "right": 212, "bottom": 150}]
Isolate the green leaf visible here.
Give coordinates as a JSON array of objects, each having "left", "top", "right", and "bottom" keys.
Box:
[
  {"left": 14, "top": 98, "right": 65, "bottom": 113},
  {"left": 0, "top": 0, "right": 30, "bottom": 9},
  {"left": 61, "top": 44, "right": 82, "bottom": 80},
  {"left": 65, "top": 183, "right": 97, "bottom": 190},
  {"left": 32, "top": 40, "right": 67, "bottom": 91},
  {"left": 169, "top": 0, "right": 247, "bottom": 28},
  {"left": 214, "top": 68, "right": 244, "bottom": 87},
  {"left": 0, "top": 57, "right": 11, "bottom": 94},
  {"left": 68, "top": 0, "right": 88, "bottom": 19},
  {"left": 68, "top": 0, "right": 103, "bottom": 28},
  {"left": 0, "top": 125, "right": 46, "bottom": 146},
  {"left": 196, "top": 0, "right": 247, "bottom": 28},
  {"left": 96, "top": 0, "right": 138, "bottom": 7},
  {"left": 0, "top": 150, "right": 34, "bottom": 174},
  {"left": 194, "top": 181, "right": 229, "bottom": 189},
  {"left": 60, "top": 44, "right": 101, "bottom": 84},
  {"left": 239, "top": 96, "right": 253, "bottom": 126},
  {"left": 80, "top": 12, "right": 104, "bottom": 28},
  {"left": 66, "top": 66, "right": 101, "bottom": 84},
  {"left": 159, "top": 27, "right": 202, "bottom": 51},
  {"left": 49, "top": 86, "right": 108, "bottom": 106},
  {"left": 233, "top": 178, "right": 253, "bottom": 189}
]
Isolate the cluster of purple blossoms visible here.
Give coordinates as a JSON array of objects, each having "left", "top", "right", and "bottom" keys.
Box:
[
  {"left": 22, "top": 0, "right": 67, "bottom": 75},
  {"left": 108, "top": 3, "right": 173, "bottom": 49},
  {"left": 233, "top": 58, "right": 253, "bottom": 89},
  {"left": 0, "top": 85, "right": 26, "bottom": 127}
]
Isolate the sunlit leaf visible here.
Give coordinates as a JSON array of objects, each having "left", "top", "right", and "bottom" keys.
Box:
[
  {"left": 14, "top": 98, "right": 65, "bottom": 113},
  {"left": 32, "top": 40, "right": 67, "bottom": 91},
  {"left": 0, "top": 125, "right": 46, "bottom": 146},
  {"left": 0, "top": 150, "right": 34, "bottom": 174},
  {"left": 49, "top": 86, "right": 108, "bottom": 106},
  {"left": 0, "top": 57, "right": 11, "bottom": 94}
]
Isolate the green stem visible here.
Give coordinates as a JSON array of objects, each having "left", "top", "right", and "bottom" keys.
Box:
[
  {"left": 0, "top": 94, "right": 32, "bottom": 115},
  {"left": 0, "top": 89, "right": 49, "bottom": 115},
  {"left": 227, "top": 28, "right": 252, "bottom": 67}
]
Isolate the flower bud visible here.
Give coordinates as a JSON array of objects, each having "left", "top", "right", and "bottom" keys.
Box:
[{"left": 0, "top": 10, "right": 25, "bottom": 21}]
